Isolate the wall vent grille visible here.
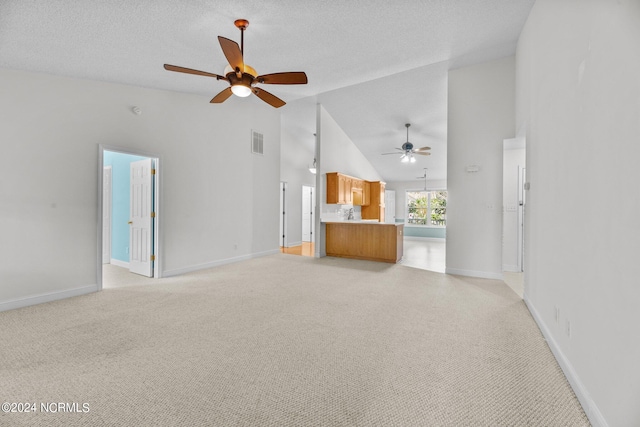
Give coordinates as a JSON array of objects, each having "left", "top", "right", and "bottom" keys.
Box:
[{"left": 252, "top": 130, "right": 264, "bottom": 155}]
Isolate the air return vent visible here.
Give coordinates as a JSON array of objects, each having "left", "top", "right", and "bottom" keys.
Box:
[{"left": 252, "top": 130, "right": 264, "bottom": 155}]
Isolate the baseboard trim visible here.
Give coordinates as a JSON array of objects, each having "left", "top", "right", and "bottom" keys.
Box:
[
  {"left": 0, "top": 284, "right": 99, "bottom": 313},
  {"left": 162, "top": 249, "right": 280, "bottom": 278},
  {"left": 445, "top": 267, "right": 503, "bottom": 280},
  {"left": 502, "top": 264, "right": 520, "bottom": 272},
  {"left": 284, "top": 241, "right": 303, "bottom": 248},
  {"left": 110, "top": 259, "right": 130, "bottom": 269},
  {"left": 524, "top": 297, "right": 608, "bottom": 427}
]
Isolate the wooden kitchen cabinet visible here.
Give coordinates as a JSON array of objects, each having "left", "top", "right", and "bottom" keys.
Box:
[
  {"left": 326, "top": 172, "right": 342, "bottom": 204},
  {"left": 344, "top": 176, "right": 353, "bottom": 204},
  {"left": 363, "top": 181, "right": 370, "bottom": 206},
  {"left": 326, "top": 222, "right": 403, "bottom": 263},
  {"left": 361, "top": 181, "right": 385, "bottom": 221},
  {"left": 351, "top": 179, "right": 362, "bottom": 192},
  {"left": 326, "top": 172, "right": 363, "bottom": 205},
  {"left": 351, "top": 179, "right": 364, "bottom": 205}
]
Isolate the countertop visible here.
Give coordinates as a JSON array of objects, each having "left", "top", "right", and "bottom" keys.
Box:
[{"left": 322, "top": 220, "right": 403, "bottom": 226}]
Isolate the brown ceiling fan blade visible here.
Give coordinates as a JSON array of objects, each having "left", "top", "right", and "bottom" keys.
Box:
[
  {"left": 414, "top": 146, "right": 431, "bottom": 152},
  {"left": 413, "top": 151, "right": 431, "bottom": 156},
  {"left": 218, "top": 36, "right": 244, "bottom": 73},
  {"left": 253, "top": 88, "right": 286, "bottom": 108},
  {"left": 164, "top": 64, "right": 225, "bottom": 80},
  {"left": 256, "top": 72, "right": 308, "bottom": 85},
  {"left": 210, "top": 87, "right": 233, "bottom": 103}
]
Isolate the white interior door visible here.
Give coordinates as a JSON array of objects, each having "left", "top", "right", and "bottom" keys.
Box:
[
  {"left": 302, "top": 186, "right": 314, "bottom": 242},
  {"left": 130, "top": 159, "right": 154, "bottom": 277},
  {"left": 102, "top": 166, "right": 112, "bottom": 264},
  {"left": 384, "top": 190, "right": 396, "bottom": 224}
]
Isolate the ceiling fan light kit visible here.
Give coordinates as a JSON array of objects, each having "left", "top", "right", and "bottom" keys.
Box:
[{"left": 163, "top": 19, "right": 308, "bottom": 108}]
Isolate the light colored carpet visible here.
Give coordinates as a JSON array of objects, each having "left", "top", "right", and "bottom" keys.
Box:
[
  {"left": 503, "top": 271, "right": 525, "bottom": 299},
  {"left": 0, "top": 254, "right": 588, "bottom": 426}
]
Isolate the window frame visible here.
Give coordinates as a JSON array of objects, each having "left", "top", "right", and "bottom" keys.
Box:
[{"left": 404, "top": 189, "right": 447, "bottom": 228}]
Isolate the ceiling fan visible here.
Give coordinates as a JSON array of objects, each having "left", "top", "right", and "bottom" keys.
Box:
[
  {"left": 382, "top": 123, "right": 431, "bottom": 163},
  {"left": 163, "top": 19, "right": 308, "bottom": 108}
]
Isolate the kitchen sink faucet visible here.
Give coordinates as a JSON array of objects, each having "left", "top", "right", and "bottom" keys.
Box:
[{"left": 347, "top": 208, "right": 354, "bottom": 220}]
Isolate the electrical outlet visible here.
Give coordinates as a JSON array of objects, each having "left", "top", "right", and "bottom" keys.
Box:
[
  {"left": 566, "top": 319, "right": 571, "bottom": 338},
  {"left": 555, "top": 307, "right": 560, "bottom": 323}
]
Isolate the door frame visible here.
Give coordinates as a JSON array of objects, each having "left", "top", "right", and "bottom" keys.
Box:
[
  {"left": 279, "top": 181, "right": 288, "bottom": 247},
  {"left": 302, "top": 185, "right": 315, "bottom": 243},
  {"left": 97, "top": 145, "right": 162, "bottom": 290},
  {"left": 102, "top": 165, "right": 112, "bottom": 264}
]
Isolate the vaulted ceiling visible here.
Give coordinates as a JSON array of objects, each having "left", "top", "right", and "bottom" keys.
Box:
[{"left": 0, "top": 0, "right": 535, "bottom": 181}]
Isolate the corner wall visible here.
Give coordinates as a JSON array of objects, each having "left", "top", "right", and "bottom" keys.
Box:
[
  {"left": 517, "top": 1, "right": 640, "bottom": 425},
  {"left": 446, "top": 56, "right": 515, "bottom": 279}
]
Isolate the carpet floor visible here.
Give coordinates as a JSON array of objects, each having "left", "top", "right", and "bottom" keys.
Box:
[{"left": 0, "top": 254, "right": 589, "bottom": 426}]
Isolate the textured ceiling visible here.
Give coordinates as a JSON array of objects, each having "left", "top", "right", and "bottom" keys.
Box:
[{"left": 0, "top": 0, "right": 535, "bottom": 182}]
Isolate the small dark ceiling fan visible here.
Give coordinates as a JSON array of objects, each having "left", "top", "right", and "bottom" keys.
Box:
[
  {"left": 382, "top": 123, "right": 431, "bottom": 163},
  {"left": 164, "top": 19, "right": 308, "bottom": 108}
]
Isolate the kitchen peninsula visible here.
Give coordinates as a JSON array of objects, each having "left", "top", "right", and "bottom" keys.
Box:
[
  {"left": 324, "top": 172, "right": 403, "bottom": 264},
  {"left": 324, "top": 221, "right": 404, "bottom": 263}
]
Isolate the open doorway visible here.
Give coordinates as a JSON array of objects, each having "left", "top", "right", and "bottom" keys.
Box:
[
  {"left": 98, "top": 146, "right": 161, "bottom": 290},
  {"left": 502, "top": 137, "right": 525, "bottom": 298},
  {"left": 280, "top": 183, "right": 315, "bottom": 257}
]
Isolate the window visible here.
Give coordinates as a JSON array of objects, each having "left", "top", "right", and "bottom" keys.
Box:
[{"left": 406, "top": 190, "right": 447, "bottom": 227}]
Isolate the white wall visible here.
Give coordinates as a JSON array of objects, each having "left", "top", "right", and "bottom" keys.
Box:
[
  {"left": 0, "top": 68, "right": 281, "bottom": 310},
  {"left": 502, "top": 142, "right": 525, "bottom": 271},
  {"left": 280, "top": 127, "right": 316, "bottom": 247},
  {"left": 317, "top": 105, "right": 383, "bottom": 182},
  {"left": 446, "top": 56, "right": 515, "bottom": 280},
  {"left": 517, "top": 1, "right": 640, "bottom": 426}
]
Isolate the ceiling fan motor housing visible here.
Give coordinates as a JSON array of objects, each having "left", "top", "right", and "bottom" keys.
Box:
[{"left": 224, "top": 64, "right": 257, "bottom": 87}]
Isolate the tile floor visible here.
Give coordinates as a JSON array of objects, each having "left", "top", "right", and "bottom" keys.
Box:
[{"left": 399, "top": 238, "right": 446, "bottom": 273}]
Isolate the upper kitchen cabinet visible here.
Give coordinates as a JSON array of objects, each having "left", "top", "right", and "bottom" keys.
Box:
[
  {"left": 352, "top": 178, "right": 365, "bottom": 206},
  {"left": 327, "top": 172, "right": 345, "bottom": 204},
  {"left": 361, "top": 181, "right": 385, "bottom": 221},
  {"left": 362, "top": 181, "right": 370, "bottom": 206},
  {"left": 326, "top": 172, "right": 367, "bottom": 205}
]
